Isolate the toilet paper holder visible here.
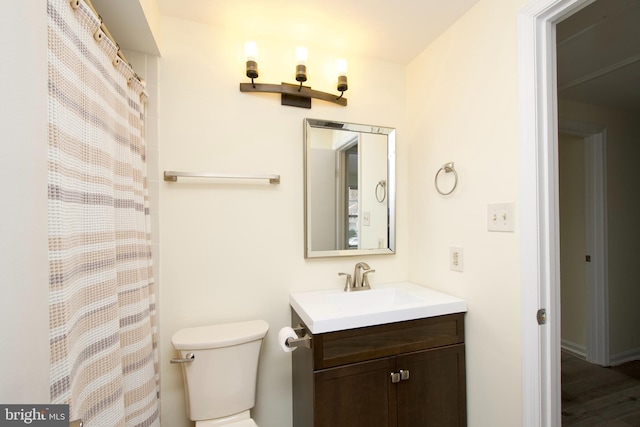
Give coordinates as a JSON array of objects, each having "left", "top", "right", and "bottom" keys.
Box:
[{"left": 287, "top": 325, "right": 312, "bottom": 349}]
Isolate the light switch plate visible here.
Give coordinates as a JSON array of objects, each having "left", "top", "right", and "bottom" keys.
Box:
[
  {"left": 362, "top": 211, "right": 370, "bottom": 226},
  {"left": 487, "top": 203, "right": 515, "bottom": 232}
]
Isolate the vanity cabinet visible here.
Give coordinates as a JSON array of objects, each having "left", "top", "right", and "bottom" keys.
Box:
[{"left": 291, "top": 310, "right": 466, "bottom": 427}]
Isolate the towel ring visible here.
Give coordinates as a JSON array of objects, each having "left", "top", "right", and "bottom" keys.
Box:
[
  {"left": 435, "top": 162, "right": 458, "bottom": 195},
  {"left": 375, "top": 180, "right": 387, "bottom": 203}
]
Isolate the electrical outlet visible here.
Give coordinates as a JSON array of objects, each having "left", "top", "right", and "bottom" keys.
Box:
[
  {"left": 487, "top": 203, "right": 515, "bottom": 232},
  {"left": 450, "top": 247, "right": 463, "bottom": 272}
]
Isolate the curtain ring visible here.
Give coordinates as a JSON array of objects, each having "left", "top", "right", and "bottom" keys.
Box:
[
  {"left": 435, "top": 162, "right": 458, "bottom": 195},
  {"left": 375, "top": 180, "right": 387, "bottom": 203},
  {"left": 94, "top": 29, "right": 104, "bottom": 42}
]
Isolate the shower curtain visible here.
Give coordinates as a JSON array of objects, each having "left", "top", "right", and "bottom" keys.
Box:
[{"left": 47, "top": 1, "right": 159, "bottom": 425}]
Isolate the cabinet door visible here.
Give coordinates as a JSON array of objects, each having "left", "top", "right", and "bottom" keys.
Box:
[
  {"left": 314, "top": 357, "right": 396, "bottom": 427},
  {"left": 396, "top": 344, "right": 466, "bottom": 427}
]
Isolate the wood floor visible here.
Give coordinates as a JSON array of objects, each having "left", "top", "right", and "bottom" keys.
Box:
[{"left": 562, "top": 351, "right": 640, "bottom": 426}]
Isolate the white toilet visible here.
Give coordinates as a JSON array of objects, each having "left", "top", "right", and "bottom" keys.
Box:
[{"left": 171, "top": 319, "right": 269, "bottom": 427}]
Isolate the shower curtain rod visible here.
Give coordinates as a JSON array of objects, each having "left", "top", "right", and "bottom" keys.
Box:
[{"left": 74, "top": 0, "right": 144, "bottom": 86}]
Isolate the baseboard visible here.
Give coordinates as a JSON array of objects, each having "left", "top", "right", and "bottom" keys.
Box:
[
  {"left": 561, "top": 339, "right": 587, "bottom": 359},
  {"left": 610, "top": 347, "right": 640, "bottom": 366}
]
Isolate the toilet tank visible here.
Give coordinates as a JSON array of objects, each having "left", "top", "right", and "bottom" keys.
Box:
[{"left": 171, "top": 320, "right": 269, "bottom": 421}]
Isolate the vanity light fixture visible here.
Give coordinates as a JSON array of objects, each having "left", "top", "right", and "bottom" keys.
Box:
[{"left": 240, "top": 42, "right": 348, "bottom": 108}]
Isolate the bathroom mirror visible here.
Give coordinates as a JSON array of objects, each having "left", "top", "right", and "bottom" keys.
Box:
[{"left": 304, "top": 118, "right": 396, "bottom": 258}]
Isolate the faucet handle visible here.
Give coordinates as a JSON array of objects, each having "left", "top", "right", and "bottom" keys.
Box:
[
  {"left": 338, "top": 272, "right": 353, "bottom": 292},
  {"left": 362, "top": 269, "right": 375, "bottom": 289}
]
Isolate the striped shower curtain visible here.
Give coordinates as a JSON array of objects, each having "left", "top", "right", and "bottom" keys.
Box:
[{"left": 47, "top": 1, "right": 159, "bottom": 425}]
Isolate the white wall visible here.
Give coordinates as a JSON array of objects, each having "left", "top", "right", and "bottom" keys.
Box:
[
  {"left": 0, "top": 1, "right": 50, "bottom": 404},
  {"left": 308, "top": 129, "right": 337, "bottom": 251},
  {"left": 157, "top": 16, "right": 409, "bottom": 427},
  {"left": 406, "top": 0, "right": 527, "bottom": 425},
  {"left": 559, "top": 98, "right": 640, "bottom": 362},
  {"left": 360, "top": 133, "right": 389, "bottom": 249}
]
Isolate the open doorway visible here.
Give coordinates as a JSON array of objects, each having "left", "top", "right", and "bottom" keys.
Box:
[
  {"left": 557, "top": 0, "right": 640, "bottom": 421},
  {"left": 557, "top": 122, "right": 608, "bottom": 367},
  {"left": 556, "top": 0, "right": 640, "bottom": 362},
  {"left": 519, "top": 0, "right": 640, "bottom": 425},
  {"left": 558, "top": 133, "right": 589, "bottom": 360}
]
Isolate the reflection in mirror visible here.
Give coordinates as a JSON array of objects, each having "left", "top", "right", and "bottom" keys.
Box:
[{"left": 304, "top": 118, "right": 396, "bottom": 258}]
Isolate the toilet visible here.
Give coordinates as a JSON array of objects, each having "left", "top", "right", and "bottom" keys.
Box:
[{"left": 171, "top": 319, "right": 269, "bottom": 427}]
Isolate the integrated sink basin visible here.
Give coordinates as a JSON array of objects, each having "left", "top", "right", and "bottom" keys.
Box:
[
  {"left": 326, "top": 287, "right": 423, "bottom": 311},
  {"left": 289, "top": 281, "right": 467, "bottom": 333}
]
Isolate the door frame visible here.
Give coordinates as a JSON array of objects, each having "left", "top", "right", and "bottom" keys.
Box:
[
  {"left": 559, "top": 120, "right": 609, "bottom": 366},
  {"left": 518, "top": 0, "right": 598, "bottom": 425}
]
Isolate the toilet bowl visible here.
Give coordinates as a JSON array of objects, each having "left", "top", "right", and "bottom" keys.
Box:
[{"left": 171, "top": 320, "right": 269, "bottom": 427}]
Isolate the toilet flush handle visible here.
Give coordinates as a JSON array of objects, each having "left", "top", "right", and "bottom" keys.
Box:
[{"left": 170, "top": 352, "right": 195, "bottom": 364}]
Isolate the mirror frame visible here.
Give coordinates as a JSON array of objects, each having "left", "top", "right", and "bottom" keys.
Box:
[{"left": 304, "top": 118, "right": 396, "bottom": 258}]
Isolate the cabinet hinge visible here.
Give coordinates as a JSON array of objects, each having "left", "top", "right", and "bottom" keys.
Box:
[{"left": 537, "top": 309, "right": 547, "bottom": 325}]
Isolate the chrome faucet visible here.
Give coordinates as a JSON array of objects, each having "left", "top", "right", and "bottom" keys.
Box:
[{"left": 339, "top": 262, "right": 375, "bottom": 292}]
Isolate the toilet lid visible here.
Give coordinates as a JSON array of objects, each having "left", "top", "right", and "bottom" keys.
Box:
[
  {"left": 226, "top": 420, "right": 258, "bottom": 427},
  {"left": 172, "top": 320, "right": 269, "bottom": 350},
  {"left": 196, "top": 418, "right": 257, "bottom": 427}
]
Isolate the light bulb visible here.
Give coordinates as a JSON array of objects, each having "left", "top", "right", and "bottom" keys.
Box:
[
  {"left": 336, "top": 59, "right": 348, "bottom": 77},
  {"left": 244, "top": 41, "right": 258, "bottom": 80},
  {"left": 295, "top": 46, "right": 308, "bottom": 65},
  {"left": 336, "top": 59, "right": 348, "bottom": 93},
  {"left": 295, "top": 46, "right": 308, "bottom": 83},
  {"left": 244, "top": 41, "right": 257, "bottom": 62}
]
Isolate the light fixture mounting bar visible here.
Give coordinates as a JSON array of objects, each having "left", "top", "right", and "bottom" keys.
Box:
[{"left": 239, "top": 82, "right": 347, "bottom": 108}]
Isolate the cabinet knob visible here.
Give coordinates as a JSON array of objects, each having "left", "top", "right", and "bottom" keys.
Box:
[
  {"left": 400, "top": 369, "right": 410, "bottom": 381},
  {"left": 390, "top": 372, "right": 401, "bottom": 383}
]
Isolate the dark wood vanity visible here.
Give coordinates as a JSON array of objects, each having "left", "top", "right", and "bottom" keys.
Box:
[{"left": 291, "top": 309, "right": 467, "bottom": 427}]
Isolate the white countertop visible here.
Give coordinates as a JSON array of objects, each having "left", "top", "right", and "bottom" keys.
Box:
[{"left": 289, "top": 281, "right": 467, "bottom": 334}]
